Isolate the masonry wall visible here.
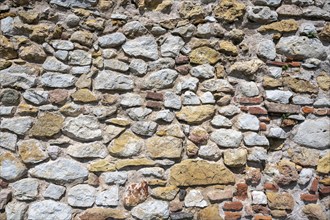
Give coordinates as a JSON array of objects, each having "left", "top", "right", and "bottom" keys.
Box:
[{"left": 0, "top": 0, "right": 330, "bottom": 219}]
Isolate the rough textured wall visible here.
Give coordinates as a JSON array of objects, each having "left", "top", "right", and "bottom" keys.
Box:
[{"left": 0, "top": 0, "right": 330, "bottom": 219}]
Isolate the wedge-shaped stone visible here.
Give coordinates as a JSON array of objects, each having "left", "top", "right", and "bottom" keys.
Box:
[
  {"left": 146, "top": 136, "right": 183, "bottom": 159},
  {"left": 29, "top": 158, "right": 88, "bottom": 183},
  {"left": 176, "top": 105, "right": 215, "bottom": 124},
  {"left": 169, "top": 159, "right": 235, "bottom": 186}
]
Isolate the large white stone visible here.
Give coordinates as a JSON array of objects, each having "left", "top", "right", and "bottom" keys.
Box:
[
  {"left": 28, "top": 200, "right": 72, "bottom": 220},
  {"left": 131, "top": 200, "right": 170, "bottom": 220},
  {"left": 68, "top": 184, "right": 96, "bottom": 207},
  {"left": 122, "top": 36, "right": 159, "bottom": 60},
  {"left": 95, "top": 186, "right": 119, "bottom": 206},
  {"left": 184, "top": 189, "right": 208, "bottom": 208},
  {"left": 210, "top": 129, "right": 243, "bottom": 148}
]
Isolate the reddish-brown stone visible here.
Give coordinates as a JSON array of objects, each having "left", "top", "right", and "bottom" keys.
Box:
[
  {"left": 280, "top": 118, "right": 297, "bottom": 127},
  {"left": 235, "top": 183, "right": 248, "bottom": 200},
  {"left": 175, "top": 55, "right": 189, "bottom": 64},
  {"left": 259, "top": 122, "right": 267, "bottom": 131},
  {"left": 301, "top": 106, "right": 314, "bottom": 114},
  {"left": 264, "top": 183, "right": 279, "bottom": 191},
  {"left": 237, "top": 96, "right": 263, "bottom": 104},
  {"left": 246, "top": 168, "right": 262, "bottom": 186},
  {"left": 146, "top": 92, "right": 164, "bottom": 101},
  {"left": 313, "top": 108, "right": 328, "bottom": 116},
  {"left": 265, "top": 101, "right": 300, "bottom": 114},
  {"left": 300, "top": 193, "right": 319, "bottom": 203},
  {"left": 252, "top": 205, "right": 270, "bottom": 215},
  {"left": 48, "top": 89, "right": 68, "bottom": 105},
  {"left": 224, "top": 212, "right": 241, "bottom": 220},
  {"left": 309, "top": 178, "right": 319, "bottom": 194},
  {"left": 175, "top": 65, "right": 191, "bottom": 75},
  {"left": 146, "top": 101, "right": 162, "bottom": 109},
  {"left": 240, "top": 106, "right": 248, "bottom": 112},
  {"left": 0, "top": 179, "right": 8, "bottom": 188},
  {"left": 255, "top": 215, "right": 272, "bottom": 220},
  {"left": 123, "top": 181, "right": 148, "bottom": 207},
  {"left": 223, "top": 201, "right": 243, "bottom": 211},
  {"left": 248, "top": 106, "right": 268, "bottom": 115},
  {"left": 319, "top": 185, "right": 330, "bottom": 195},
  {"left": 207, "top": 189, "right": 233, "bottom": 202}
]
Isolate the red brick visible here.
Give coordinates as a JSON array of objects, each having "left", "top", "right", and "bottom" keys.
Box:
[
  {"left": 235, "top": 183, "right": 248, "bottom": 200},
  {"left": 300, "top": 193, "right": 319, "bottom": 203},
  {"left": 146, "top": 92, "right": 163, "bottom": 101},
  {"left": 264, "top": 183, "right": 279, "bottom": 191},
  {"left": 301, "top": 106, "right": 314, "bottom": 114},
  {"left": 224, "top": 212, "right": 241, "bottom": 220},
  {"left": 146, "top": 101, "right": 162, "bottom": 109},
  {"left": 248, "top": 106, "right": 268, "bottom": 115},
  {"left": 314, "top": 108, "right": 328, "bottom": 116},
  {"left": 175, "top": 55, "right": 189, "bottom": 64},
  {"left": 265, "top": 101, "right": 300, "bottom": 114},
  {"left": 223, "top": 201, "right": 243, "bottom": 211},
  {"left": 175, "top": 65, "right": 191, "bottom": 75},
  {"left": 309, "top": 178, "right": 319, "bottom": 194},
  {"left": 255, "top": 215, "right": 272, "bottom": 220},
  {"left": 319, "top": 185, "right": 330, "bottom": 195},
  {"left": 237, "top": 96, "right": 263, "bottom": 104},
  {"left": 259, "top": 122, "right": 267, "bottom": 131}
]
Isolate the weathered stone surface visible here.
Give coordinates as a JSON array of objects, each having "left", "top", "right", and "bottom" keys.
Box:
[
  {"left": 108, "top": 131, "right": 144, "bottom": 157},
  {"left": 122, "top": 21, "right": 148, "bottom": 38},
  {"left": 198, "top": 205, "right": 222, "bottom": 220},
  {"left": 0, "top": 132, "right": 17, "bottom": 151},
  {"left": 122, "top": 36, "right": 158, "bottom": 60},
  {"left": 293, "top": 118, "right": 330, "bottom": 149},
  {"left": 29, "top": 158, "right": 88, "bottom": 183},
  {"left": 131, "top": 200, "right": 169, "bottom": 220},
  {"left": 161, "top": 35, "right": 185, "bottom": 58},
  {"left": 258, "top": 19, "right": 298, "bottom": 33},
  {"left": 11, "top": 178, "right": 38, "bottom": 201},
  {"left": 43, "top": 183, "right": 66, "bottom": 200},
  {"left": 146, "top": 136, "right": 183, "bottom": 159},
  {"left": 0, "top": 72, "right": 36, "bottom": 89},
  {"left": 317, "top": 73, "right": 330, "bottom": 91},
  {"left": 96, "top": 186, "right": 119, "bottom": 207},
  {"left": 257, "top": 39, "right": 276, "bottom": 60},
  {"left": 244, "top": 132, "right": 269, "bottom": 146},
  {"left": 151, "top": 186, "right": 179, "bottom": 200},
  {"left": 115, "top": 158, "right": 155, "bottom": 170},
  {"left": 62, "top": 115, "right": 102, "bottom": 141},
  {"left": 317, "top": 152, "right": 330, "bottom": 174},
  {"left": 0, "top": 117, "right": 33, "bottom": 135},
  {"left": 229, "top": 59, "right": 263, "bottom": 76},
  {"left": 94, "top": 70, "right": 134, "bottom": 91},
  {"left": 176, "top": 105, "right": 215, "bottom": 124},
  {"left": 283, "top": 77, "right": 318, "bottom": 93},
  {"left": 287, "top": 147, "right": 319, "bottom": 167},
  {"left": 275, "top": 160, "right": 299, "bottom": 185},
  {"left": 0, "top": 151, "right": 27, "bottom": 181},
  {"left": 67, "top": 142, "right": 108, "bottom": 159},
  {"left": 17, "top": 139, "right": 48, "bottom": 164},
  {"left": 30, "top": 112, "right": 64, "bottom": 138},
  {"left": 185, "top": 189, "right": 207, "bottom": 207},
  {"left": 104, "top": 59, "right": 129, "bottom": 72},
  {"left": 131, "top": 121, "right": 158, "bottom": 136},
  {"left": 123, "top": 181, "right": 148, "bottom": 207},
  {"left": 70, "top": 30, "right": 94, "bottom": 47},
  {"left": 189, "top": 46, "right": 221, "bottom": 64},
  {"left": 266, "top": 192, "right": 295, "bottom": 210},
  {"left": 98, "top": 33, "right": 126, "bottom": 48},
  {"left": 0, "top": 188, "right": 11, "bottom": 210},
  {"left": 68, "top": 184, "right": 96, "bottom": 207},
  {"left": 198, "top": 142, "right": 222, "bottom": 161},
  {"left": 69, "top": 50, "right": 92, "bottom": 66},
  {"left": 42, "top": 57, "right": 70, "bottom": 72},
  {"left": 247, "top": 6, "right": 278, "bottom": 24},
  {"left": 302, "top": 204, "right": 327, "bottom": 220},
  {"left": 143, "top": 69, "right": 178, "bottom": 89},
  {"left": 235, "top": 113, "right": 260, "bottom": 131},
  {"left": 210, "top": 129, "right": 243, "bottom": 148},
  {"left": 0, "top": 35, "right": 17, "bottom": 59},
  {"left": 77, "top": 207, "right": 128, "bottom": 220},
  {"left": 0, "top": 88, "right": 20, "bottom": 106},
  {"left": 28, "top": 200, "right": 72, "bottom": 220},
  {"left": 190, "top": 64, "right": 215, "bottom": 79},
  {"left": 19, "top": 44, "right": 46, "bottom": 63},
  {"left": 41, "top": 72, "right": 76, "bottom": 88},
  {"left": 100, "top": 171, "right": 128, "bottom": 185},
  {"left": 214, "top": 0, "right": 246, "bottom": 22},
  {"left": 224, "top": 148, "right": 247, "bottom": 167},
  {"left": 169, "top": 159, "right": 235, "bottom": 186}
]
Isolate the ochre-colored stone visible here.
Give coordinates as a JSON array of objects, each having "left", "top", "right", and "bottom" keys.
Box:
[
  {"left": 317, "top": 72, "right": 330, "bottom": 91},
  {"left": 18, "top": 139, "right": 48, "bottom": 164},
  {"left": 151, "top": 185, "right": 179, "bottom": 200},
  {"left": 179, "top": 1, "right": 205, "bottom": 24},
  {"left": 317, "top": 152, "right": 330, "bottom": 174},
  {"left": 189, "top": 46, "right": 221, "bottom": 64},
  {"left": 283, "top": 77, "right": 318, "bottom": 93},
  {"left": 88, "top": 160, "right": 116, "bottom": 172},
  {"left": 219, "top": 40, "right": 238, "bottom": 56},
  {"left": 0, "top": 59, "right": 12, "bottom": 70},
  {"left": 263, "top": 76, "right": 283, "bottom": 88},
  {"left": 19, "top": 44, "right": 47, "bottom": 63},
  {"left": 107, "top": 118, "right": 131, "bottom": 127},
  {"left": 17, "top": 104, "right": 38, "bottom": 116},
  {"left": 71, "top": 89, "right": 98, "bottom": 103},
  {"left": 30, "top": 112, "right": 64, "bottom": 138},
  {"left": 18, "top": 10, "right": 39, "bottom": 24},
  {"left": 302, "top": 204, "right": 327, "bottom": 220},
  {"left": 77, "top": 207, "right": 128, "bottom": 220},
  {"left": 319, "top": 23, "right": 330, "bottom": 42},
  {"left": 214, "top": 0, "right": 246, "bottom": 23},
  {"left": 258, "top": 19, "right": 298, "bottom": 33},
  {"left": 197, "top": 205, "right": 223, "bottom": 220},
  {"left": 176, "top": 105, "right": 215, "bottom": 124},
  {"left": 0, "top": 35, "right": 18, "bottom": 59},
  {"left": 146, "top": 136, "right": 183, "bottom": 159},
  {"left": 115, "top": 159, "right": 155, "bottom": 170},
  {"left": 108, "top": 131, "right": 143, "bottom": 157},
  {"left": 266, "top": 192, "right": 295, "bottom": 210},
  {"left": 169, "top": 159, "right": 235, "bottom": 186}
]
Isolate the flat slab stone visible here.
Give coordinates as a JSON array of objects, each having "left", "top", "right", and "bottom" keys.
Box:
[
  {"left": 28, "top": 200, "right": 72, "bottom": 220},
  {"left": 122, "top": 36, "right": 159, "bottom": 60}
]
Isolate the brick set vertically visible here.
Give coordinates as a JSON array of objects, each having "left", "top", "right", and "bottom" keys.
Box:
[{"left": 0, "top": 0, "right": 329, "bottom": 219}]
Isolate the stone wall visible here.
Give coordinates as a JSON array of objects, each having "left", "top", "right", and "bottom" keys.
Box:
[{"left": 0, "top": 0, "right": 329, "bottom": 219}]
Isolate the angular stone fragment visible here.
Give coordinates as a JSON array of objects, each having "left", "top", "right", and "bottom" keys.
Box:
[
  {"left": 131, "top": 121, "right": 158, "bottom": 136},
  {"left": 88, "top": 159, "right": 116, "bottom": 172},
  {"left": 67, "top": 142, "right": 108, "bottom": 159},
  {"left": 42, "top": 57, "right": 70, "bottom": 72},
  {"left": 317, "top": 152, "right": 330, "bottom": 174},
  {"left": 0, "top": 117, "right": 33, "bottom": 135},
  {"left": 211, "top": 129, "right": 243, "bottom": 148},
  {"left": 0, "top": 72, "right": 36, "bottom": 89},
  {"left": 198, "top": 205, "right": 222, "bottom": 220},
  {"left": 28, "top": 200, "right": 72, "bottom": 220},
  {"left": 98, "top": 33, "right": 126, "bottom": 48},
  {"left": 30, "top": 112, "right": 64, "bottom": 138},
  {"left": 161, "top": 35, "right": 185, "bottom": 58},
  {"left": 266, "top": 192, "right": 295, "bottom": 210},
  {"left": 62, "top": 115, "right": 102, "bottom": 141},
  {"left": 104, "top": 59, "right": 129, "bottom": 72},
  {"left": 29, "top": 158, "right": 88, "bottom": 183},
  {"left": 17, "top": 139, "right": 48, "bottom": 164},
  {"left": 122, "top": 36, "right": 158, "bottom": 60},
  {"left": 151, "top": 186, "right": 179, "bottom": 201},
  {"left": 185, "top": 189, "right": 208, "bottom": 208},
  {"left": 293, "top": 118, "right": 330, "bottom": 149},
  {"left": 247, "top": 6, "right": 278, "bottom": 23},
  {"left": 43, "top": 183, "right": 66, "bottom": 200},
  {"left": 257, "top": 39, "right": 276, "bottom": 60},
  {"left": 70, "top": 30, "right": 94, "bottom": 47},
  {"left": 143, "top": 69, "right": 178, "bottom": 90},
  {"left": 69, "top": 50, "right": 92, "bottom": 66},
  {"left": 283, "top": 77, "right": 318, "bottom": 93},
  {"left": 146, "top": 136, "right": 183, "bottom": 159},
  {"left": 94, "top": 70, "right": 134, "bottom": 91},
  {"left": 317, "top": 73, "right": 330, "bottom": 91},
  {"left": 0, "top": 132, "right": 17, "bottom": 151},
  {"left": 176, "top": 105, "right": 215, "bottom": 124},
  {"left": 100, "top": 171, "right": 128, "bottom": 185},
  {"left": 19, "top": 44, "right": 47, "bottom": 63},
  {"left": 287, "top": 147, "right": 319, "bottom": 167},
  {"left": 131, "top": 200, "right": 169, "bottom": 220},
  {"left": 22, "top": 89, "right": 48, "bottom": 105},
  {"left": 108, "top": 131, "right": 144, "bottom": 157},
  {"left": 265, "top": 101, "right": 300, "bottom": 114},
  {"left": 244, "top": 132, "right": 269, "bottom": 146},
  {"left": 214, "top": 0, "right": 246, "bottom": 22},
  {"left": 258, "top": 19, "right": 298, "bottom": 33},
  {"left": 41, "top": 72, "right": 76, "bottom": 88},
  {"left": 235, "top": 113, "right": 260, "bottom": 131},
  {"left": 68, "top": 184, "right": 96, "bottom": 208},
  {"left": 169, "top": 159, "right": 235, "bottom": 186},
  {"left": 76, "top": 207, "right": 128, "bottom": 220},
  {"left": 189, "top": 46, "right": 221, "bottom": 64},
  {"left": 0, "top": 151, "right": 27, "bottom": 181},
  {"left": 11, "top": 178, "right": 38, "bottom": 201},
  {"left": 123, "top": 181, "right": 148, "bottom": 207},
  {"left": 51, "top": 40, "right": 74, "bottom": 50},
  {"left": 190, "top": 64, "right": 215, "bottom": 79},
  {"left": 96, "top": 186, "right": 119, "bottom": 207}
]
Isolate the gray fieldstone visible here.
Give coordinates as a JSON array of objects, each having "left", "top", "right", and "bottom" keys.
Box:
[
  {"left": 130, "top": 59, "right": 148, "bottom": 76},
  {"left": 55, "top": 50, "right": 69, "bottom": 61},
  {"left": 143, "top": 69, "right": 178, "bottom": 89},
  {"left": 29, "top": 158, "right": 88, "bottom": 183},
  {"left": 156, "top": 110, "right": 175, "bottom": 122},
  {"left": 266, "top": 90, "right": 293, "bottom": 104},
  {"left": 244, "top": 132, "right": 269, "bottom": 146},
  {"left": 62, "top": 115, "right": 102, "bottom": 141},
  {"left": 0, "top": 72, "right": 36, "bottom": 89},
  {"left": 67, "top": 142, "right": 108, "bottom": 159},
  {"left": 69, "top": 50, "right": 92, "bottom": 66},
  {"left": 235, "top": 113, "right": 260, "bottom": 131},
  {"left": 50, "top": 0, "right": 97, "bottom": 8},
  {"left": 210, "top": 129, "right": 243, "bottom": 148},
  {"left": 104, "top": 59, "right": 129, "bottom": 72},
  {"left": 293, "top": 118, "right": 330, "bottom": 149},
  {"left": 100, "top": 171, "right": 128, "bottom": 185},
  {"left": 98, "top": 32, "right": 126, "bottom": 48},
  {"left": 43, "top": 183, "right": 66, "bottom": 200},
  {"left": 268, "top": 67, "right": 282, "bottom": 78},
  {"left": 0, "top": 151, "right": 27, "bottom": 181},
  {"left": 200, "top": 92, "right": 215, "bottom": 104},
  {"left": 0, "top": 132, "right": 17, "bottom": 151},
  {"left": 51, "top": 40, "right": 74, "bottom": 50},
  {"left": 41, "top": 72, "right": 76, "bottom": 88},
  {"left": 122, "top": 36, "right": 159, "bottom": 60},
  {"left": 292, "top": 95, "right": 314, "bottom": 105},
  {"left": 177, "top": 77, "right": 199, "bottom": 92},
  {"left": 127, "top": 107, "right": 152, "bottom": 121},
  {"left": 248, "top": 147, "right": 268, "bottom": 162},
  {"left": 139, "top": 167, "right": 165, "bottom": 178},
  {"left": 68, "top": 184, "right": 96, "bottom": 207},
  {"left": 22, "top": 89, "right": 48, "bottom": 105},
  {"left": 1, "top": 17, "right": 15, "bottom": 36},
  {"left": 218, "top": 105, "right": 241, "bottom": 117},
  {"left": 94, "top": 70, "right": 134, "bottom": 91},
  {"left": 257, "top": 39, "right": 276, "bottom": 60},
  {"left": 5, "top": 202, "right": 28, "bottom": 220},
  {"left": 253, "top": 0, "right": 282, "bottom": 7},
  {"left": 102, "top": 49, "right": 116, "bottom": 59},
  {"left": 182, "top": 91, "right": 200, "bottom": 105},
  {"left": 239, "top": 81, "right": 260, "bottom": 97},
  {"left": 201, "top": 79, "right": 234, "bottom": 93},
  {"left": 211, "top": 115, "right": 232, "bottom": 128},
  {"left": 11, "top": 178, "right": 39, "bottom": 201},
  {"left": 161, "top": 35, "right": 185, "bottom": 58},
  {"left": 267, "top": 127, "right": 287, "bottom": 139},
  {"left": 95, "top": 186, "right": 119, "bottom": 206},
  {"left": 28, "top": 200, "right": 72, "bottom": 220},
  {"left": 164, "top": 92, "right": 182, "bottom": 110},
  {"left": 0, "top": 106, "right": 15, "bottom": 116},
  {"left": 42, "top": 57, "right": 70, "bottom": 72},
  {"left": 299, "top": 22, "right": 317, "bottom": 36},
  {"left": 131, "top": 200, "right": 170, "bottom": 220},
  {"left": 190, "top": 64, "right": 215, "bottom": 79},
  {"left": 247, "top": 6, "right": 278, "bottom": 23},
  {"left": 198, "top": 142, "right": 222, "bottom": 161},
  {"left": 120, "top": 93, "right": 143, "bottom": 107},
  {"left": 0, "top": 117, "right": 33, "bottom": 135},
  {"left": 122, "top": 21, "right": 148, "bottom": 38},
  {"left": 131, "top": 121, "right": 158, "bottom": 137},
  {"left": 148, "top": 58, "right": 175, "bottom": 72}
]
